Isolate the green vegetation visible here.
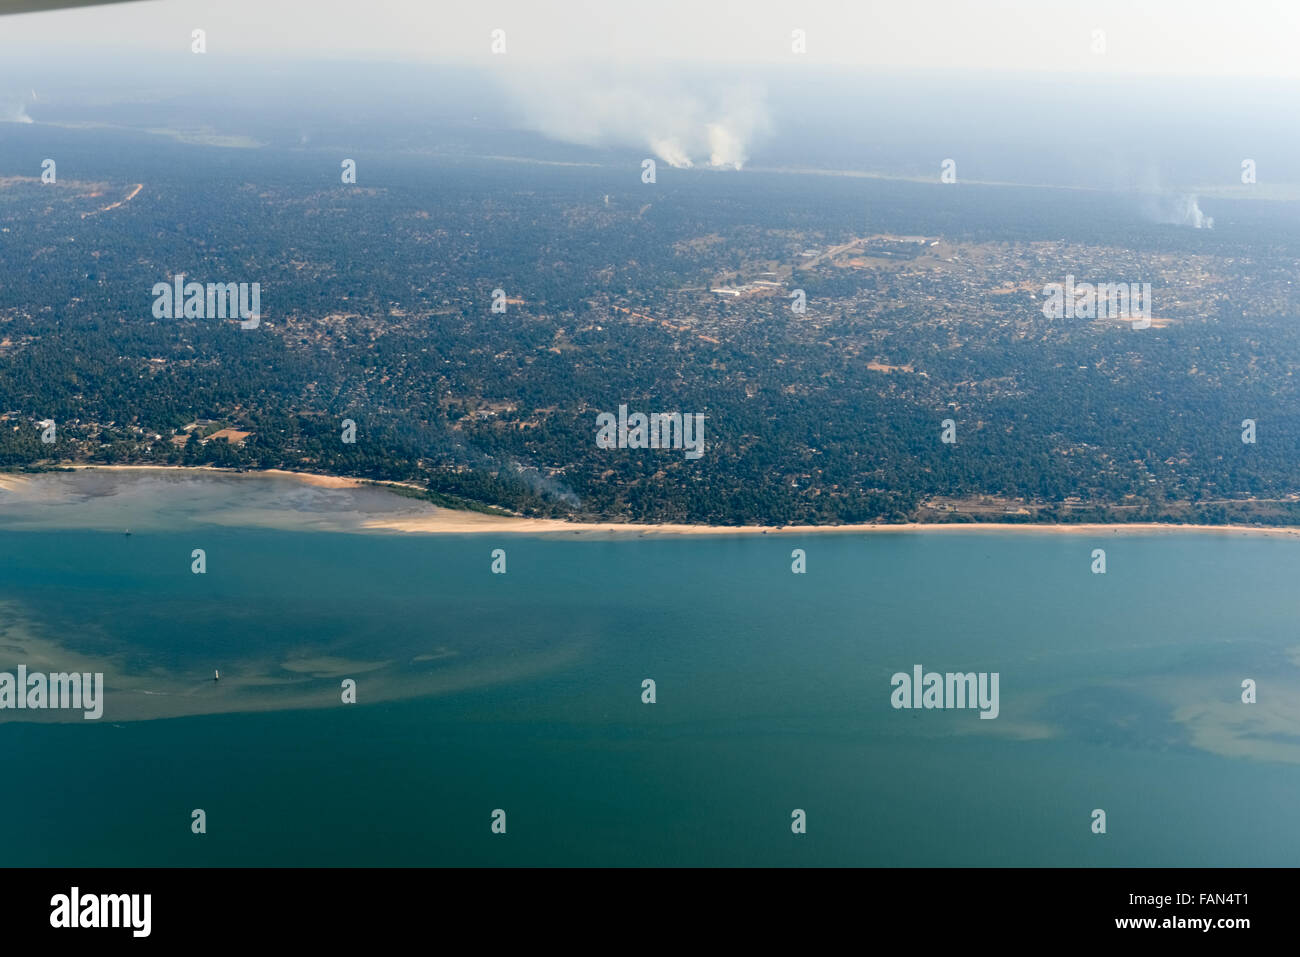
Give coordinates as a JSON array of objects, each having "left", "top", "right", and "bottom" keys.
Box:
[{"left": 2, "top": 140, "right": 1298, "bottom": 525}]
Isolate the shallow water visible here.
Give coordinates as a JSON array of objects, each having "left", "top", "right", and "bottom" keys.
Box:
[{"left": 1, "top": 472, "right": 1298, "bottom": 865}]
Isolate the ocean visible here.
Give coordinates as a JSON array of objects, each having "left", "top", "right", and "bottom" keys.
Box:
[{"left": 1, "top": 471, "right": 1298, "bottom": 865}]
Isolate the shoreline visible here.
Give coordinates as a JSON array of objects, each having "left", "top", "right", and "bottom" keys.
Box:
[
  {"left": 5, "top": 464, "right": 1300, "bottom": 538},
  {"left": 60, "top": 463, "right": 365, "bottom": 489},
  {"left": 364, "top": 515, "right": 1300, "bottom": 538}
]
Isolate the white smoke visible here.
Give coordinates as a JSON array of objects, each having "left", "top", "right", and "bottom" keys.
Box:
[
  {"left": 1168, "top": 193, "right": 1213, "bottom": 229},
  {"left": 1142, "top": 191, "right": 1214, "bottom": 229},
  {"left": 0, "top": 99, "right": 34, "bottom": 124},
  {"left": 707, "top": 122, "right": 746, "bottom": 170},
  {"left": 1127, "top": 164, "right": 1216, "bottom": 231},
  {"left": 650, "top": 136, "right": 693, "bottom": 169},
  {"left": 496, "top": 66, "right": 770, "bottom": 170}
]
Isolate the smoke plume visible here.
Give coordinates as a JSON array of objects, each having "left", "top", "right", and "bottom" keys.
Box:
[
  {"left": 1142, "top": 192, "right": 1214, "bottom": 229},
  {"left": 0, "top": 98, "right": 34, "bottom": 124},
  {"left": 496, "top": 66, "right": 770, "bottom": 170}
]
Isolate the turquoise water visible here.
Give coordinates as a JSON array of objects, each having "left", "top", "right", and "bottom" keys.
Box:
[{"left": 2, "top": 486, "right": 1299, "bottom": 865}]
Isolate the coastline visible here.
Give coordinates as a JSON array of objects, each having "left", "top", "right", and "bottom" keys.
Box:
[
  {"left": 362, "top": 513, "right": 1300, "bottom": 538},
  {"left": 61, "top": 463, "right": 365, "bottom": 489},
  {"left": 4, "top": 464, "right": 1300, "bottom": 538}
]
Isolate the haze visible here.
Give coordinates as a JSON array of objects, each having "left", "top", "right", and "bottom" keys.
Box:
[{"left": 1, "top": 0, "right": 1299, "bottom": 78}]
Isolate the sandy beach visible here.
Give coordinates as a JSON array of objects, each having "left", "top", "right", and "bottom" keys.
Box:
[{"left": 362, "top": 514, "right": 1300, "bottom": 538}]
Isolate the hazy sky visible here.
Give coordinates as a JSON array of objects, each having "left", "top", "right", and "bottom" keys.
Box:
[{"left": 3, "top": 0, "right": 1300, "bottom": 77}]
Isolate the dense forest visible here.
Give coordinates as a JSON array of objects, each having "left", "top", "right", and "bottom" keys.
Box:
[{"left": 1, "top": 127, "right": 1298, "bottom": 525}]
